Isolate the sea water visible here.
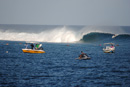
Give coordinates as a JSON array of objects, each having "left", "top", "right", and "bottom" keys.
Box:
[{"left": 0, "top": 40, "right": 130, "bottom": 87}]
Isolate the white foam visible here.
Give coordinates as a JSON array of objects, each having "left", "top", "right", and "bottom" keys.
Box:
[{"left": 0, "top": 26, "right": 81, "bottom": 42}]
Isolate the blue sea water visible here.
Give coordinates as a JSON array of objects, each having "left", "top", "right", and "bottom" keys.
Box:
[{"left": 0, "top": 37, "right": 130, "bottom": 87}]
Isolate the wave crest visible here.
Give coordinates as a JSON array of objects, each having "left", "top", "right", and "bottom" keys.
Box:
[{"left": 80, "top": 32, "right": 130, "bottom": 43}]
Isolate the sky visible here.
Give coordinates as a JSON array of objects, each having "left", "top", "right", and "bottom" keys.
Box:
[{"left": 0, "top": 0, "right": 130, "bottom": 26}]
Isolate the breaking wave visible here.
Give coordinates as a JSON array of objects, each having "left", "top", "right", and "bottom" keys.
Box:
[
  {"left": 0, "top": 26, "right": 81, "bottom": 42},
  {"left": 0, "top": 25, "right": 130, "bottom": 43}
]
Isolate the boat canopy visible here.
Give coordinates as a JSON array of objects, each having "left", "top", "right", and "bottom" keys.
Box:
[
  {"left": 25, "top": 41, "right": 40, "bottom": 44},
  {"left": 104, "top": 43, "right": 115, "bottom": 45}
]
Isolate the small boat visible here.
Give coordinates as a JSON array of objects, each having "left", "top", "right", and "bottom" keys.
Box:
[
  {"left": 103, "top": 43, "right": 115, "bottom": 53},
  {"left": 22, "top": 42, "right": 45, "bottom": 53}
]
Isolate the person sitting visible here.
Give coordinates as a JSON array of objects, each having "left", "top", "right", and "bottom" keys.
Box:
[
  {"left": 40, "top": 47, "right": 43, "bottom": 50},
  {"left": 79, "top": 51, "right": 88, "bottom": 58}
]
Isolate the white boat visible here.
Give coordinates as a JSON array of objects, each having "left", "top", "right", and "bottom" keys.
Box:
[{"left": 103, "top": 43, "right": 115, "bottom": 53}]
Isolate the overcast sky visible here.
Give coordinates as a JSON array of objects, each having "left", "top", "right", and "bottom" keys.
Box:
[{"left": 0, "top": 0, "right": 130, "bottom": 26}]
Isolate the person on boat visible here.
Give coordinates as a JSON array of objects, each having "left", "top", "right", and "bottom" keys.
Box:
[
  {"left": 35, "top": 44, "right": 40, "bottom": 50},
  {"left": 25, "top": 43, "right": 28, "bottom": 49},
  {"left": 30, "top": 43, "right": 34, "bottom": 49},
  {"left": 40, "top": 47, "right": 43, "bottom": 50},
  {"left": 79, "top": 51, "right": 88, "bottom": 58},
  {"left": 111, "top": 45, "right": 114, "bottom": 48}
]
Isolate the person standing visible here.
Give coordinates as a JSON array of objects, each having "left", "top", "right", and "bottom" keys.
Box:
[{"left": 30, "top": 43, "right": 34, "bottom": 49}]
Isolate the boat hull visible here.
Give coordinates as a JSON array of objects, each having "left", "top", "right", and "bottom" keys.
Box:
[
  {"left": 103, "top": 50, "right": 115, "bottom": 53},
  {"left": 103, "top": 48, "right": 115, "bottom": 53},
  {"left": 22, "top": 49, "right": 45, "bottom": 53}
]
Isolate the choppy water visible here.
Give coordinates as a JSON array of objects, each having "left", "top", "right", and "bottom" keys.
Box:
[{"left": 0, "top": 41, "right": 130, "bottom": 87}]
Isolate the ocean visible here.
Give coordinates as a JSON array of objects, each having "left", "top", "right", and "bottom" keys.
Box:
[{"left": 0, "top": 25, "right": 130, "bottom": 87}]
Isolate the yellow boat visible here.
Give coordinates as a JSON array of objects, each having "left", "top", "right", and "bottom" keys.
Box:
[
  {"left": 22, "top": 42, "right": 45, "bottom": 53},
  {"left": 22, "top": 49, "right": 45, "bottom": 53}
]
